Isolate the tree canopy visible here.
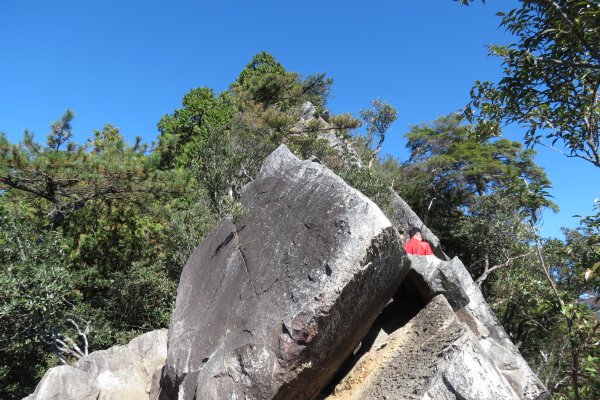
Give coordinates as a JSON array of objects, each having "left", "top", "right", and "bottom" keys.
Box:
[{"left": 462, "top": 0, "right": 600, "bottom": 167}]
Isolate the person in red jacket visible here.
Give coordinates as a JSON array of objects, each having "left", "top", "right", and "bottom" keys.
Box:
[{"left": 403, "top": 226, "right": 434, "bottom": 256}]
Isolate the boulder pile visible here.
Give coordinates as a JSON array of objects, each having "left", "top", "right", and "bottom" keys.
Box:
[{"left": 24, "top": 145, "right": 549, "bottom": 400}]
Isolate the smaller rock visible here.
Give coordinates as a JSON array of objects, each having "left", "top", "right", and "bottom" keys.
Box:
[
  {"left": 24, "top": 365, "right": 99, "bottom": 400},
  {"left": 24, "top": 329, "right": 167, "bottom": 400},
  {"left": 301, "top": 101, "right": 317, "bottom": 120}
]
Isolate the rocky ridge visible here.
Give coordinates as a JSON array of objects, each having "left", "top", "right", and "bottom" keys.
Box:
[{"left": 24, "top": 143, "right": 550, "bottom": 400}]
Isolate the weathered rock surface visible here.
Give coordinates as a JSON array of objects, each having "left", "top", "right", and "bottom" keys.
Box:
[
  {"left": 23, "top": 365, "right": 99, "bottom": 400},
  {"left": 161, "top": 145, "right": 408, "bottom": 399},
  {"left": 327, "top": 295, "right": 521, "bottom": 400},
  {"left": 407, "top": 255, "right": 550, "bottom": 399},
  {"left": 24, "top": 329, "right": 167, "bottom": 400}
]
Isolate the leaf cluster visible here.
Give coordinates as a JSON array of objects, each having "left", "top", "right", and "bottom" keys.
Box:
[{"left": 465, "top": 0, "right": 600, "bottom": 167}]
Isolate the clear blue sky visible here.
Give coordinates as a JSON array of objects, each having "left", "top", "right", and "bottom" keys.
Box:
[{"left": 1, "top": 0, "right": 597, "bottom": 238}]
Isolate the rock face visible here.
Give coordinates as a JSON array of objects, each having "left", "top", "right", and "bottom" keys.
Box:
[
  {"left": 161, "top": 145, "right": 408, "bottom": 399},
  {"left": 406, "top": 255, "right": 550, "bottom": 399},
  {"left": 327, "top": 295, "right": 521, "bottom": 400},
  {"left": 24, "top": 329, "right": 167, "bottom": 400}
]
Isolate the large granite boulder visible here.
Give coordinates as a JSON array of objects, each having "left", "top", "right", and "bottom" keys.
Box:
[
  {"left": 161, "top": 145, "right": 408, "bottom": 399},
  {"left": 24, "top": 329, "right": 167, "bottom": 400},
  {"left": 327, "top": 295, "right": 521, "bottom": 400},
  {"left": 406, "top": 255, "right": 550, "bottom": 399}
]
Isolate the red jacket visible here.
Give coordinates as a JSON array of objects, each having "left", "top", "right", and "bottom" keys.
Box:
[{"left": 404, "top": 237, "right": 434, "bottom": 256}]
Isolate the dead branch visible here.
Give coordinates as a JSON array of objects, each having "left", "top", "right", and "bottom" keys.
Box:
[{"left": 476, "top": 252, "right": 531, "bottom": 287}]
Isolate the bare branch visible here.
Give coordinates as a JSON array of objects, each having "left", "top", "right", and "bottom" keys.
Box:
[
  {"left": 66, "top": 318, "right": 89, "bottom": 356},
  {"left": 535, "top": 57, "right": 600, "bottom": 70},
  {"left": 531, "top": 227, "right": 564, "bottom": 308},
  {"left": 476, "top": 252, "right": 531, "bottom": 286}
]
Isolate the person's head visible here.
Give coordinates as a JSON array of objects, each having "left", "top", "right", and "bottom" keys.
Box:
[{"left": 408, "top": 226, "right": 422, "bottom": 240}]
